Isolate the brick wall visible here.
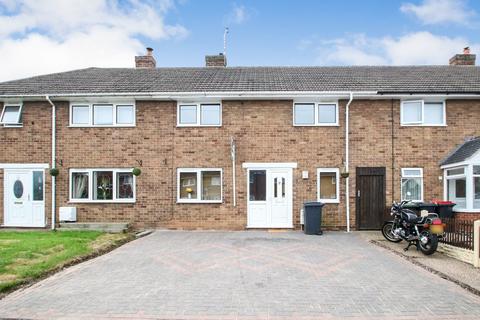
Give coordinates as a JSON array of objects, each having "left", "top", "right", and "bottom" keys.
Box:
[
  {"left": 1, "top": 99, "right": 480, "bottom": 229},
  {"left": 0, "top": 102, "right": 52, "bottom": 226}
]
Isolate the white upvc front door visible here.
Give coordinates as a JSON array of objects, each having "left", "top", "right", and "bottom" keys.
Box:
[
  {"left": 4, "top": 168, "right": 45, "bottom": 227},
  {"left": 246, "top": 165, "right": 294, "bottom": 228}
]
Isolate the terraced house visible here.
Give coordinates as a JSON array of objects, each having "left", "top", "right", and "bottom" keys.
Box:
[{"left": 1, "top": 48, "right": 480, "bottom": 231}]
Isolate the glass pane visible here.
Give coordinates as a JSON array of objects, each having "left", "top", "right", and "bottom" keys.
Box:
[
  {"left": 282, "top": 177, "right": 285, "bottom": 198},
  {"left": 319, "top": 172, "right": 337, "bottom": 199},
  {"left": 1, "top": 106, "right": 21, "bottom": 123},
  {"left": 448, "top": 178, "right": 466, "bottom": 209},
  {"left": 402, "top": 101, "right": 422, "bottom": 123},
  {"left": 403, "top": 169, "right": 422, "bottom": 177},
  {"left": 93, "top": 171, "right": 113, "bottom": 200},
  {"left": 93, "top": 105, "right": 113, "bottom": 125},
  {"left": 71, "top": 105, "right": 90, "bottom": 124},
  {"left": 473, "top": 166, "right": 480, "bottom": 175},
  {"left": 294, "top": 103, "right": 315, "bottom": 125},
  {"left": 401, "top": 177, "right": 421, "bottom": 201},
  {"left": 274, "top": 177, "right": 278, "bottom": 198},
  {"left": 13, "top": 180, "right": 23, "bottom": 199},
  {"left": 424, "top": 103, "right": 444, "bottom": 125},
  {"left": 447, "top": 167, "right": 465, "bottom": 176},
  {"left": 179, "top": 105, "right": 197, "bottom": 124},
  {"left": 200, "top": 104, "right": 221, "bottom": 125},
  {"left": 201, "top": 171, "right": 221, "bottom": 200},
  {"left": 116, "top": 105, "right": 134, "bottom": 124},
  {"left": 474, "top": 177, "right": 480, "bottom": 209},
  {"left": 33, "top": 171, "right": 43, "bottom": 201},
  {"left": 117, "top": 173, "right": 134, "bottom": 199},
  {"left": 249, "top": 170, "right": 266, "bottom": 201},
  {"left": 179, "top": 172, "right": 197, "bottom": 199},
  {"left": 455, "top": 179, "right": 466, "bottom": 198},
  {"left": 72, "top": 172, "right": 89, "bottom": 199},
  {"left": 318, "top": 104, "right": 336, "bottom": 124}
]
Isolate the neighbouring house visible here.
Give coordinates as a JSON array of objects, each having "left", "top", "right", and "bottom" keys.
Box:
[{"left": 1, "top": 47, "right": 480, "bottom": 230}]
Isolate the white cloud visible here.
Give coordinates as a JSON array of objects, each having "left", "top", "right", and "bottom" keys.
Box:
[
  {"left": 0, "top": 0, "right": 188, "bottom": 81},
  {"left": 400, "top": 0, "right": 475, "bottom": 25},
  {"left": 315, "top": 31, "right": 479, "bottom": 66},
  {"left": 226, "top": 3, "right": 251, "bottom": 25}
]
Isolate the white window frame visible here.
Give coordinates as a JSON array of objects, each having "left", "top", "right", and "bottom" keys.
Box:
[
  {"left": 0, "top": 104, "right": 23, "bottom": 127},
  {"left": 177, "top": 102, "right": 222, "bottom": 127},
  {"left": 69, "top": 103, "right": 136, "bottom": 127},
  {"left": 317, "top": 168, "right": 340, "bottom": 203},
  {"left": 401, "top": 168, "right": 424, "bottom": 202},
  {"left": 293, "top": 102, "right": 339, "bottom": 126},
  {"left": 177, "top": 168, "right": 223, "bottom": 203},
  {"left": 400, "top": 100, "right": 446, "bottom": 126},
  {"left": 69, "top": 168, "right": 136, "bottom": 203}
]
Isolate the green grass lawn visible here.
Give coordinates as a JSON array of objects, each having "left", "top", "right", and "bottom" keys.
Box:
[{"left": 0, "top": 230, "right": 130, "bottom": 294}]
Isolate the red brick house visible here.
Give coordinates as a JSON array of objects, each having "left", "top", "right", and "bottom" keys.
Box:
[{"left": 1, "top": 48, "right": 479, "bottom": 230}]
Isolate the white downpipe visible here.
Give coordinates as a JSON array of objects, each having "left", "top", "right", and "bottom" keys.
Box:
[
  {"left": 46, "top": 96, "right": 56, "bottom": 230},
  {"left": 230, "top": 137, "right": 236, "bottom": 207},
  {"left": 232, "top": 159, "right": 236, "bottom": 207},
  {"left": 345, "top": 92, "right": 354, "bottom": 233}
]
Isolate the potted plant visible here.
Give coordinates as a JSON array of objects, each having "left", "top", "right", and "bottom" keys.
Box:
[
  {"left": 132, "top": 167, "right": 141, "bottom": 176},
  {"left": 49, "top": 168, "right": 59, "bottom": 177}
]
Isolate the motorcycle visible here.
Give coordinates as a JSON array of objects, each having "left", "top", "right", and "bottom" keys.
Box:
[{"left": 382, "top": 200, "right": 445, "bottom": 255}]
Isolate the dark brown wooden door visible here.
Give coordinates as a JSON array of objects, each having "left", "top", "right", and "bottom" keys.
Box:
[{"left": 356, "top": 167, "right": 386, "bottom": 230}]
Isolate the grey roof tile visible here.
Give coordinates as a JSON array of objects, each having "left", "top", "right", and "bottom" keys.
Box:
[
  {"left": 441, "top": 137, "right": 480, "bottom": 166},
  {"left": 0, "top": 66, "right": 479, "bottom": 96}
]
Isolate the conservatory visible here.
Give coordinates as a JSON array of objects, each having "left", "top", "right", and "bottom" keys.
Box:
[{"left": 441, "top": 138, "right": 480, "bottom": 212}]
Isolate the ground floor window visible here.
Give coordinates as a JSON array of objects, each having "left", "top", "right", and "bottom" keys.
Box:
[
  {"left": 177, "top": 168, "right": 222, "bottom": 203},
  {"left": 70, "top": 169, "right": 135, "bottom": 203},
  {"left": 401, "top": 168, "right": 423, "bottom": 202},
  {"left": 443, "top": 165, "right": 480, "bottom": 211},
  {"left": 317, "top": 168, "right": 339, "bottom": 203}
]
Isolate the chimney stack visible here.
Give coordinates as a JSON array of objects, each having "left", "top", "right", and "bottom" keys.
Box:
[
  {"left": 135, "top": 47, "right": 156, "bottom": 69},
  {"left": 449, "top": 47, "right": 476, "bottom": 66},
  {"left": 205, "top": 53, "right": 227, "bottom": 67}
]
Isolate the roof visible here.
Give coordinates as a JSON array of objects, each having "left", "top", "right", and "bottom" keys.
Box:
[
  {"left": 0, "top": 66, "right": 479, "bottom": 96},
  {"left": 441, "top": 137, "right": 480, "bottom": 166}
]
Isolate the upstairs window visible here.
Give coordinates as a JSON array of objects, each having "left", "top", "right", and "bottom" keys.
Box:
[
  {"left": 70, "top": 103, "right": 135, "bottom": 127},
  {"left": 293, "top": 102, "right": 338, "bottom": 126},
  {"left": 0, "top": 105, "right": 22, "bottom": 127},
  {"left": 177, "top": 103, "right": 222, "bottom": 126},
  {"left": 401, "top": 100, "right": 445, "bottom": 126}
]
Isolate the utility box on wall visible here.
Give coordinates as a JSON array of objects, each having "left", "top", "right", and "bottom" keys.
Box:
[{"left": 59, "top": 207, "right": 77, "bottom": 222}]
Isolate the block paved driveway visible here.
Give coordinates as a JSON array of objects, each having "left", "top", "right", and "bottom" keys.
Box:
[{"left": 1, "top": 231, "right": 480, "bottom": 320}]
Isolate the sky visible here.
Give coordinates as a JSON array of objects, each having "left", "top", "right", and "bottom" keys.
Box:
[{"left": 0, "top": 0, "right": 479, "bottom": 81}]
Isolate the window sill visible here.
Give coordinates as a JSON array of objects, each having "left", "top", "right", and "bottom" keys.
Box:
[
  {"left": 176, "top": 124, "right": 222, "bottom": 128},
  {"left": 293, "top": 124, "right": 339, "bottom": 127},
  {"left": 177, "top": 200, "right": 223, "bottom": 204},
  {"left": 317, "top": 199, "right": 340, "bottom": 204},
  {"left": 400, "top": 124, "right": 447, "bottom": 127},
  {"left": 452, "top": 208, "right": 480, "bottom": 213},
  {"left": 68, "top": 125, "right": 136, "bottom": 128},
  {"left": 68, "top": 200, "right": 136, "bottom": 204},
  {"left": 2, "top": 124, "right": 23, "bottom": 128}
]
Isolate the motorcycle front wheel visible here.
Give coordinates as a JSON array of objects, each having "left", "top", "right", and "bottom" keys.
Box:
[
  {"left": 417, "top": 231, "right": 438, "bottom": 255},
  {"left": 382, "top": 222, "right": 402, "bottom": 243}
]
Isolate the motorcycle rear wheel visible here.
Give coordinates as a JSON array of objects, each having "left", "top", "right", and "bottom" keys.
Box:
[
  {"left": 382, "top": 222, "right": 402, "bottom": 243},
  {"left": 417, "top": 232, "right": 438, "bottom": 255}
]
